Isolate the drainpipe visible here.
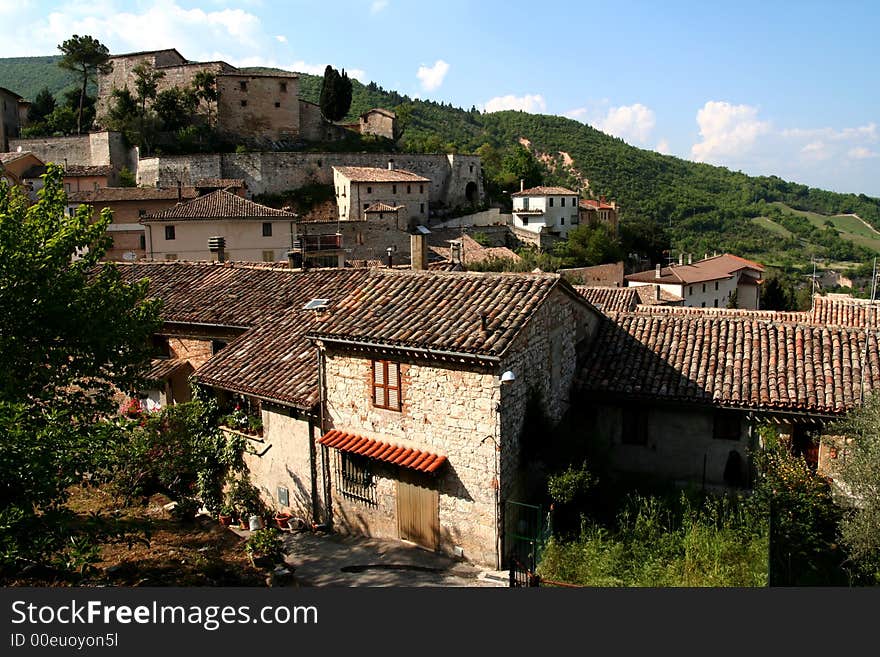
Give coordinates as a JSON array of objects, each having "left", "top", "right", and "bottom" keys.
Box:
[{"left": 316, "top": 340, "right": 333, "bottom": 529}]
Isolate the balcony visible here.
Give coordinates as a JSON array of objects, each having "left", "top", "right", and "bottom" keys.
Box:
[{"left": 293, "top": 233, "right": 343, "bottom": 252}]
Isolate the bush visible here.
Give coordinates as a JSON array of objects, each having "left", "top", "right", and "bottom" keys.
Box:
[{"left": 245, "top": 528, "right": 284, "bottom": 567}]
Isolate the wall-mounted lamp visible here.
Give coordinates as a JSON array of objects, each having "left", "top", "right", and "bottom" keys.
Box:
[{"left": 500, "top": 370, "right": 516, "bottom": 384}]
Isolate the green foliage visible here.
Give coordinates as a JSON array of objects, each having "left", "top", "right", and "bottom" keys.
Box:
[
  {"left": 244, "top": 528, "right": 284, "bottom": 566},
  {"left": 554, "top": 222, "right": 623, "bottom": 268},
  {"left": 118, "top": 166, "right": 136, "bottom": 187},
  {"left": 154, "top": 87, "right": 198, "bottom": 132},
  {"left": 0, "top": 165, "right": 160, "bottom": 574},
  {"left": 28, "top": 87, "right": 56, "bottom": 124},
  {"left": 760, "top": 274, "right": 797, "bottom": 310},
  {"left": 57, "top": 34, "right": 111, "bottom": 134},
  {"left": 828, "top": 393, "right": 880, "bottom": 578},
  {"left": 253, "top": 183, "right": 335, "bottom": 214},
  {"left": 539, "top": 491, "right": 768, "bottom": 587},
  {"left": 548, "top": 462, "right": 596, "bottom": 505},
  {"left": 319, "top": 65, "right": 352, "bottom": 123}
]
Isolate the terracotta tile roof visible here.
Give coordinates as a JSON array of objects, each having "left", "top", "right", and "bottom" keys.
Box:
[
  {"left": 0, "top": 87, "right": 23, "bottom": 99},
  {"left": 631, "top": 305, "right": 808, "bottom": 321},
  {"left": 809, "top": 294, "right": 880, "bottom": 328},
  {"left": 65, "top": 165, "right": 113, "bottom": 177},
  {"left": 319, "top": 430, "right": 447, "bottom": 474},
  {"left": 426, "top": 233, "right": 522, "bottom": 267},
  {"left": 333, "top": 166, "right": 431, "bottom": 183},
  {"left": 579, "top": 312, "right": 880, "bottom": 415},
  {"left": 0, "top": 151, "right": 34, "bottom": 164},
  {"left": 574, "top": 286, "right": 639, "bottom": 313},
  {"left": 69, "top": 187, "right": 198, "bottom": 203},
  {"left": 364, "top": 202, "right": 404, "bottom": 212},
  {"left": 626, "top": 254, "right": 765, "bottom": 285},
  {"left": 142, "top": 189, "right": 296, "bottom": 222},
  {"left": 145, "top": 358, "right": 192, "bottom": 382},
  {"left": 360, "top": 108, "right": 396, "bottom": 119},
  {"left": 511, "top": 186, "right": 578, "bottom": 197},
  {"left": 579, "top": 199, "right": 616, "bottom": 210},
  {"left": 633, "top": 286, "right": 685, "bottom": 306},
  {"left": 308, "top": 270, "right": 585, "bottom": 359}
]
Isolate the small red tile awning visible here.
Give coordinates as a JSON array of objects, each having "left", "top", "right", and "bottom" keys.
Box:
[{"left": 319, "top": 430, "right": 448, "bottom": 474}]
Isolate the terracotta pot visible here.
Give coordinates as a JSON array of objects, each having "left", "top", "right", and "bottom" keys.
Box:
[
  {"left": 218, "top": 514, "right": 232, "bottom": 527},
  {"left": 275, "top": 513, "right": 291, "bottom": 530}
]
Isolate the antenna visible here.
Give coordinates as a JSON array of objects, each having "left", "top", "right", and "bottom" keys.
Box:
[{"left": 860, "top": 256, "right": 878, "bottom": 405}]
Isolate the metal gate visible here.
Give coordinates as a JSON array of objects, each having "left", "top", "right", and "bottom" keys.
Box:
[{"left": 505, "top": 501, "right": 547, "bottom": 585}]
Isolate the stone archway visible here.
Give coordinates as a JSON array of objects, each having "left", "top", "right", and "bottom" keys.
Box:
[{"left": 465, "top": 181, "right": 478, "bottom": 206}]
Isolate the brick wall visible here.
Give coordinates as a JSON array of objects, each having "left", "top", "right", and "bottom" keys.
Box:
[{"left": 168, "top": 337, "right": 214, "bottom": 369}]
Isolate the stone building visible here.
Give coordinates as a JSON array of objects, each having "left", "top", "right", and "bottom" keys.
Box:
[
  {"left": 68, "top": 185, "right": 198, "bottom": 261},
  {"left": 359, "top": 108, "right": 398, "bottom": 140},
  {"left": 578, "top": 197, "right": 619, "bottom": 234},
  {"left": 626, "top": 253, "right": 764, "bottom": 310},
  {"left": 141, "top": 189, "right": 298, "bottom": 262},
  {"left": 125, "top": 262, "right": 600, "bottom": 568},
  {"left": 0, "top": 86, "right": 26, "bottom": 152},
  {"left": 333, "top": 163, "right": 430, "bottom": 227}
]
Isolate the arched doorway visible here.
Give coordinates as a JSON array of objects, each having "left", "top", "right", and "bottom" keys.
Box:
[{"left": 465, "top": 181, "right": 478, "bottom": 206}]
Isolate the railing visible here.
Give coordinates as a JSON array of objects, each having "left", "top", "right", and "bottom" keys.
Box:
[{"left": 293, "top": 234, "right": 342, "bottom": 251}]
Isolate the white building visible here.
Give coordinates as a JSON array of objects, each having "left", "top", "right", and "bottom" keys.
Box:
[
  {"left": 625, "top": 253, "right": 764, "bottom": 309},
  {"left": 511, "top": 185, "right": 580, "bottom": 239}
]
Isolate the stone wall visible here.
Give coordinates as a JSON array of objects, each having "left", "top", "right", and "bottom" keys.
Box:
[
  {"left": 217, "top": 74, "right": 300, "bottom": 144},
  {"left": 243, "top": 407, "right": 321, "bottom": 523},
  {"left": 9, "top": 131, "right": 136, "bottom": 175},
  {"left": 1, "top": 88, "right": 21, "bottom": 151},
  {"left": 297, "top": 219, "right": 413, "bottom": 264},
  {"left": 590, "top": 404, "right": 750, "bottom": 487},
  {"left": 168, "top": 337, "right": 214, "bottom": 370},
  {"left": 323, "top": 352, "right": 500, "bottom": 566},
  {"left": 432, "top": 208, "right": 510, "bottom": 229},
  {"left": 359, "top": 111, "right": 396, "bottom": 140},
  {"left": 498, "top": 286, "right": 600, "bottom": 503},
  {"left": 558, "top": 262, "right": 625, "bottom": 286},
  {"left": 137, "top": 152, "right": 484, "bottom": 208}
]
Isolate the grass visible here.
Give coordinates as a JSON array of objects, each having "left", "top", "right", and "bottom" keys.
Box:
[
  {"left": 751, "top": 215, "right": 794, "bottom": 238},
  {"left": 769, "top": 202, "right": 880, "bottom": 253}
]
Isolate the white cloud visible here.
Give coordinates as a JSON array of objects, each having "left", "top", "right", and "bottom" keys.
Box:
[
  {"left": 849, "top": 146, "right": 878, "bottom": 160},
  {"left": 275, "top": 35, "right": 287, "bottom": 43},
  {"left": 564, "top": 107, "right": 588, "bottom": 120},
  {"left": 483, "top": 94, "right": 547, "bottom": 114},
  {"left": 416, "top": 60, "right": 449, "bottom": 92},
  {"left": 691, "top": 101, "right": 771, "bottom": 163},
  {"left": 656, "top": 138, "right": 670, "bottom": 155},
  {"left": 370, "top": 0, "right": 389, "bottom": 13},
  {"left": 801, "top": 141, "right": 830, "bottom": 161},
  {"left": 594, "top": 103, "right": 656, "bottom": 144}
]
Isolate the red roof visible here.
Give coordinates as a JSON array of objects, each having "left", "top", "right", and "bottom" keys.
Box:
[{"left": 319, "top": 430, "right": 447, "bottom": 474}]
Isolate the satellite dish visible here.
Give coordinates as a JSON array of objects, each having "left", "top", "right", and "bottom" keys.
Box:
[{"left": 122, "top": 252, "right": 137, "bottom": 261}]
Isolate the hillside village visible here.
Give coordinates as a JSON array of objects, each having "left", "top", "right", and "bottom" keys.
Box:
[{"left": 3, "top": 39, "right": 880, "bottom": 588}]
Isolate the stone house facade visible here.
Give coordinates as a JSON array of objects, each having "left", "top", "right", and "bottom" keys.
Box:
[
  {"left": 359, "top": 108, "right": 397, "bottom": 140},
  {"left": 0, "top": 86, "right": 24, "bottom": 152},
  {"left": 333, "top": 164, "right": 430, "bottom": 226}
]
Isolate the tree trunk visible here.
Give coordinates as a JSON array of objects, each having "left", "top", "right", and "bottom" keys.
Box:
[{"left": 78, "top": 66, "right": 87, "bottom": 135}]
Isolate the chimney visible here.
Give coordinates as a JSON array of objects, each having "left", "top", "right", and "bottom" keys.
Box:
[
  {"left": 520, "top": 179, "right": 524, "bottom": 192},
  {"left": 287, "top": 249, "right": 303, "bottom": 269},
  {"left": 678, "top": 253, "right": 684, "bottom": 266},
  {"left": 386, "top": 246, "right": 394, "bottom": 268},
  {"left": 655, "top": 284, "right": 661, "bottom": 302},
  {"left": 410, "top": 233, "right": 428, "bottom": 271},
  {"left": 177, "top": 180, "right": 181, "bottom": 202},
  {"left": 688, "top": 253, "right": 693, "bottom": 265},
  {"left": 208, "top": 236, "right": 226, "bottom": 262},
  {"left": 655, "top": 263, "right": 661, "bottom": 279},
  {"left": 387, "top": 159, "right": 394, "bottom": 171}
]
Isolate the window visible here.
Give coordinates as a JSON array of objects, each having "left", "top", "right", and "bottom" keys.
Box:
[
  {"left": 522, "top": 217, "right": 529, "bottom": 226},
  {"left": 523, "top": 197, "right": 529, "bottom": 210},
  {"left": 65, "top": 183, "right": 70, "bottom": 193},
  {"left": 392, "top": 184, "right": 397, "bottom": 194},
  {"left": 702, "top": 283, "right": 706, "bottom": 293},
  {"left": 469, "top": 164, "right": 474, "bottom": 173},
  {"left": 561, "top": 197, "right": 566, "bottom": 207},
  {"left": 363, "top": 203, "right": 369, "bottom": 210},
  {"left": 93, "top": 182, "right": 99, "bottom": 190},
  {"left": 713, "top": 411, "right": 741, "bottom": 441},
  {"left": 406, "top": 185, "right": 411, "bottom": 194},
  {"left": 372, "top": 360, "right": 401, "bottom": 411},
  {"left": 262, "top": 222, "right": 272, "bottom": 237},
  {"left": 262, "top": 250, "right": 275, "bottom": 262},
  {"left": 419, "top": 184, "right": 424, "bottom": 193},
  {"left": 138, "top": 209, "right": 147, "bottom": 218},
  {"left": 701, "top": 302, "right": 706, "bottom": 307},
  {"left": 420, "top": 203, "right": 424, "bottom": 214},
  {"left": 211, "top": 339, "right": 228, "bottom": 355},
  {"left": 621, "top": 408, "right": 648, "bottom": 445},
  {"left": 240, "top": 81, "right": 248, "bottom": 92},
  {"left": 240, "top": 100, "right": 247, "bottom": 107},
  {"left": 549, "top": 197, "right": 554, "bottom": 207},
  {"left": 139, "top": 235, "right": 146, "bottom": 250},
  {"left": 366, "top": 186, "right": 372, "bottom": 194},
  {"left": 279, "top": 82, "right": 287, "bottom": 93},
  {"left": 689, "top": 286, "right": 693, "bottom": 295},
  {"left": 714, "top": 299, "right": 719, "bottom": 308},
  {"left": 334, "top": 451, "right": 376, "bottom": 505},
  {"left": 274, "top": 101, "right": 281, "bottom": 108},
  {"left": 165, "top": 225, "right": 175, "bottom": 240},
  {"left": 560, "top": 217, "right": 565, "bottom": 225},
  {"left": 151, "top": 335, "right": 171, "bottom": 358}
]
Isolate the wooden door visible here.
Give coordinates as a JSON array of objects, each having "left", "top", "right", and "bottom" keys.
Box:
[{"left": 397, "top": 474, "right": 439, "bottom": 551}]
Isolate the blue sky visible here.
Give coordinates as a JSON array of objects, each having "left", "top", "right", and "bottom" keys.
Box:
[{"left": 1, "top": 0, "right": 878, "bottom": 195}]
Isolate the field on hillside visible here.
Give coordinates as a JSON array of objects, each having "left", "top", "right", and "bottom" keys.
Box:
[{"left": 763, "top": 202, "right": 880, "bottom": 253}]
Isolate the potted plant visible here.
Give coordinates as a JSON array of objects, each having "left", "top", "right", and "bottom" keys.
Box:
[
  {"left": 247, "top": 415, "right": 263, "bottom": 437},
  {"left": 274, "top": 511, "right": 292, "bottom": 530},
  {"left": 244, "top": 528, "right": 284, "bottom": 568},
  {"left": 218, "top": 503, "right": 234, "bottom": 527}
]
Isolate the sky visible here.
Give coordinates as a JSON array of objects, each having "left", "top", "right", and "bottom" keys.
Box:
[{"left": 1, "top": 0, "right": 878, "bottom": 196}]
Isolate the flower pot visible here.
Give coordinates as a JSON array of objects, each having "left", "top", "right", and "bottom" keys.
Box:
[
  {"left": 239, "top": 517, "right": 249, "bottom": 530},
  {"left": 248, "top": 515, "right": 264, "bottom": 531},
  {"left": 274, "top": 513, "right": 292, "bottom": 530},
  {"left": 218, "top": 514, "right": 232, "bottom": 527}
]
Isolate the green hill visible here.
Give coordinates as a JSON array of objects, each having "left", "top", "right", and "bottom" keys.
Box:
[{"left": 2, "top": 55, "right": 879, "bottom": 275}]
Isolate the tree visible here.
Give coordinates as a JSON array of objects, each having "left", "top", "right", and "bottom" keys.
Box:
[
  {"left": 0, "top": 165, "right": 160, "bottom": 573},
  {"left": 761, "top": 275, "right": 795, "bottom": 310},
  {"left": 192, "top": 71, "right": 218, "bottom": 125},
  {"left": 131, "top": 62, "right": 165, "bottom": 142},
  {"left": 555, "top": 222, "right": 623, "bottom": 267},
  {"left": 727, "top": 289, "right": 739, "bottom": 309},
  {"left": 154, "top": 87, "right": 198, "bottom": 132},
  {"left": 319, "top": 65, "right": 352, "bottom": 122},
  {"left": 828, "top": 394, "right": 880, "bottom": 578},
  {"left": 57, "top": 35, "right": 112, "bottom": 134},
  {"left": 27, "top": 87, "right": 56, "bottom": 124}
]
